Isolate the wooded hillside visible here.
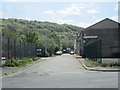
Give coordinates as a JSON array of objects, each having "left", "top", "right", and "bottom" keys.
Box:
[{"left": 1, "top": 18, "right": 83, "bottom": 56}]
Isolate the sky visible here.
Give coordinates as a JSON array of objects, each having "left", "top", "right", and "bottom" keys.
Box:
[{"left": 0, "top": 0, "right": 120, "bottom": 28}]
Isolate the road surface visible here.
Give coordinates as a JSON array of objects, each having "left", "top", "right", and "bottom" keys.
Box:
[{"left": 1, "top": 54, "right": 118, "bottom": 88}]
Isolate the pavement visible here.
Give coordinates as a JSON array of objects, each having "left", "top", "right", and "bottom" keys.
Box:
[
  {"left": 1, "top": 54, "right": 118, "bottom": 88},
  {"left": 75, "top": 55, "right": 120, "bottom": 72},
  {"left": 0, "top": 57, "right": 48, "bottom": 78},
  {"left": 0, "top": 55, "right": 119, "bottom": 78}
]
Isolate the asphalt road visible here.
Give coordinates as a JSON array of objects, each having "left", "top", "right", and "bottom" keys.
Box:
[{"left": 1, "top": 54, "right": 118, "bottom": 88}]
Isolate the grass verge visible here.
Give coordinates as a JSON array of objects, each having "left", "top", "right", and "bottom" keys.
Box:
[
  {"left": 2, "top": 57, "right": 40, "bottom": 67},
  {"left": 84, "top": 58, "right": 120, "bottom": 68}
]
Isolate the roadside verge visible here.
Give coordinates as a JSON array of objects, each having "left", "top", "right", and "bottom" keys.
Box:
[
  {"left": 75, "top": 55, "right": 120, "bottom": 72},
  {"left": 0, "top": 57, "right": 50, "bottom": 78}
]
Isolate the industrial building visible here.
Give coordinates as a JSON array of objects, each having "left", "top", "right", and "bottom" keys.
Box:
[{"left": 76, "top": 18, "right": 120, "bottom": 58}]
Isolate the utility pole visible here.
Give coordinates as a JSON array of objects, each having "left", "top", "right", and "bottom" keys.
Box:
[{"left": 0, "top": 27, "right": 2, "bottom": 66}]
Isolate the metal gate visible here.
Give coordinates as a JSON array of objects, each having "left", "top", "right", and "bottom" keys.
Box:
[{"left": 84, "top": 40, "right": 102, "bottom": 62}]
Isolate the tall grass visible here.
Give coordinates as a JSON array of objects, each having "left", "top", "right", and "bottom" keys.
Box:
[
  {"left": 85, "top": 58, "right": 120, "bottom": 68},
  {"left": 3, "top": 57, "right": 40, "bottom": 67}
]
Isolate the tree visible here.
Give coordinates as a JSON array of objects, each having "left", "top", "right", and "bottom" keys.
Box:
[
  {"left": 2, "top": 18, "right": 83, "bottom": 57},
  {"left": 21, "top": 30, "right": 39, "bottom": 44},
  {"left": 61, "top": 39, "right": 73, "bottom": 50}
]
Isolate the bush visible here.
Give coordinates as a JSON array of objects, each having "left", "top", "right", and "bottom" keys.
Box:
[
  {"left": 32, "top": 57, "right": 39, "bottom": 61},
  {"left": 91, "top": 60, "right": 100, "bottom": 66},
  {"left": 85, "top": 58, "right": 120, "bottom": 68},
  {"left": 3, "top": 57, "right": 40, "bottom": 67},
  {"left": 14, "top": 61, "right": 20, "bottom": 66},
  {"left": 3, "top": 59, "right": 20, "bottom": 67},
  {"left": 19, "top": 58, "right": 32, "bottom": 66},
  {"left": 85, "top": 59, "right": 101, "bottom": 67},
  {"left": 101, "top": 63, "right": 107, "bottom": 67},
  {"left": 101, "top": 62, "right": 120, "bottom": 67},
  {"left": 44, "top": 51, "right": 50, "bottom": 57}
]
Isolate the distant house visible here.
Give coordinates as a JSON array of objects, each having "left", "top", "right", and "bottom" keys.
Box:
[{"left": 77, "top": 18, "right": 120, "bottom": 58}]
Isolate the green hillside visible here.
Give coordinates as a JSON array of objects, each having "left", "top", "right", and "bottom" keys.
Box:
[{"left": 1, "top": 18, "right": 83, "bottom": 56}]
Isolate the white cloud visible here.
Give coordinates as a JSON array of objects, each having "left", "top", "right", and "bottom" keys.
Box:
[
  {"left": 57, "top": 19, "right": 73, "bottom": 24},
  {"left": 43, "top": 10, "right": 54, "bottom": 14},
  {"left": 87, "top": 9, "right": 99, "bottom": 14},
  {"left": 76, "top": 22, "right": 91, "bottom": 28},
  {"left": 87, "top": 16, "right": 119, "bottom": 28},
  {"left": 57, "top": 5, "right": 82, "bottom": 16},
  {"left": 56, "top": 20, "right": 92, "bottom": 28},
  {"left": 110, "top": 16, "right": 119, "bottom": 22},
  {"left": 38, "top": 18, "right": 89, "bottom": 28},
  {"left": 39, "top": 18, "right": 73, "bottom": 25},
  {"left": 55, "top": 16, "right": 120, "bottom": 28},
  {"left": 95, "top": 18, "right": 105, "bottom": 22},
  {"left": 79, "top": 18, "right": 105, "bottom": 28}
]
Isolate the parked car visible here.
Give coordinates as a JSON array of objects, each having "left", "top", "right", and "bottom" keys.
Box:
[
  {"left": 55, "top": 51, "right": 63, "bottom": 55},
  {"left": 69, "top": 51, "right": 74, "bottom": 55},
  {"left": 63, "top": 49, "right": 66, "bottom": 53}
]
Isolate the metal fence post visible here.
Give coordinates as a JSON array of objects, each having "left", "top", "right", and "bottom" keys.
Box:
[
  {"left": 95, "top": 41, "right": 97, "bottom": 60},
  {"left": 23, "top": 42, "right": 25, "bottom": 58},
  {"left": 99, "top": 40, "right": 102, "bottom": 63},
  {"left": 0, "top": 29, "right": 2, "bottom": 66},
  {"left": 7, "top": 37, "right": 10, "bottom": 60},
  {"left": 20, "top": 40, "right": 21, "bottom": 60},
  {"left": 14, "top": 38, "right": 16, "bottom": 59}
]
